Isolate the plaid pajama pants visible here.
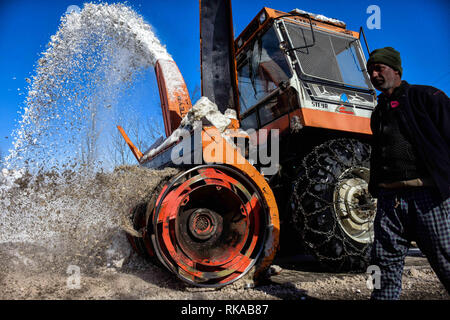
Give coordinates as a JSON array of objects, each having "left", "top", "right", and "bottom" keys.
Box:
[{"left": 370, "top": 187, "right": 450, "bottom": 300}]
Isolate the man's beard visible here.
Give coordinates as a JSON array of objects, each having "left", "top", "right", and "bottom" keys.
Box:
[{"left": 373, "top": 77, "right": 395, "bottom": 92}]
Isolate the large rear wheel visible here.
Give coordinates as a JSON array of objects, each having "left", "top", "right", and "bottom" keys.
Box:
[
  {"left": 290, "top": 138, "right": 376, "bottom": 272},
  {"left": 149, "top": 165, "right": 274, "bottom": 287}
]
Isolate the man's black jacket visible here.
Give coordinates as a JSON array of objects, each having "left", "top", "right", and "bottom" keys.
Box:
[{"left": 369, "top": 81, "right": 450, "bottom": 200}]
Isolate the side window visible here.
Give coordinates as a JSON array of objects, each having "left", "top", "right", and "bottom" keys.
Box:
[
  {"left": 237, "top": 26, "right": 292, "bottom": 116},
  {"left": 240, "top": 87, "right": 299, "bottom": 130},
  {"left": 240, "top": 110, "right": 258, "bottom": 131},
  {"left": 258, "top": 87, "right": 297, "bottom": 126}
]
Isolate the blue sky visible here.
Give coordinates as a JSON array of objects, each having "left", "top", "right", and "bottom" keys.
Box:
[{"left": 0, "top": 0, "right": 449, "bottom": 159}]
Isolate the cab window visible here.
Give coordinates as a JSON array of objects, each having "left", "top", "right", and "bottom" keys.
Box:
[{"left": 237, "top": 26, "right": 292, "bottom": 114}]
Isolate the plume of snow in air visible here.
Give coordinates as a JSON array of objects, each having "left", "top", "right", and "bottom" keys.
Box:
[
  {"left": 0, "top": 3, "right": 177, "bottom": 272},
  {"left": 5, "top": 2, "right": 171, "bottom": 172}
]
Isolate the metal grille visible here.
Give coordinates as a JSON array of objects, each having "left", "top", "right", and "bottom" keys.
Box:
[
  {"left": 285, "top": 22, "right": 342, "bottom": 82},
  {"left": 285, "top": 22, "right": 371, "bottom": 89}
]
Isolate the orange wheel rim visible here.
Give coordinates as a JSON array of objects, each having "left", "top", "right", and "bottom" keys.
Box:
[{"left": 151, "top": 165, "right": 268, "bottom": 287}]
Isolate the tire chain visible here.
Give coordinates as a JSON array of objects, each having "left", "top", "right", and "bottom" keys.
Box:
[{"left": 290, "top": 138, "right": 374, "bottom": 272}]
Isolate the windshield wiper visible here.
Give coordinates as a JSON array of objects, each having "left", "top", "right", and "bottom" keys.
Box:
[{"left": 275, "top": 13, "right": 316, "bottom": 51}]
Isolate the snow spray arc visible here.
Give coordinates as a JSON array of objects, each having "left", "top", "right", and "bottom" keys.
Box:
[
  {"left": 0, "top": 3, "right": 178, "bottom": 274},
  {"left": 5, "top": 2, "right": 170, "bottom": 173}
]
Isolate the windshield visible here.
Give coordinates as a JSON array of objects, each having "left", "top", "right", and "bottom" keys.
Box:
[
  {"left": 284, "top": 21, "right": 371, "bottom": 89},
  {"left": 237, "top": 26, "right": 292, "bottom": 113}
]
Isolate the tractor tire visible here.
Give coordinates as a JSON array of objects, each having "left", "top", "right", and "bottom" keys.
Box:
[{"left": 290, "top": 138, "right": 376, "bottom": 272}]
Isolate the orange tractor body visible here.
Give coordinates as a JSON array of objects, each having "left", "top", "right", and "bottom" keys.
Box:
[{"left": 119, "top": 0, "right": 377, "bottom": 287}]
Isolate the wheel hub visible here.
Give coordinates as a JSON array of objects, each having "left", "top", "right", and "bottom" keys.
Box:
[
  {"left": 188, "top": 209, "right": 219, "bottom": 240},
  {"left": 334, "top": 167, "right": 376, "bottom": 244}
]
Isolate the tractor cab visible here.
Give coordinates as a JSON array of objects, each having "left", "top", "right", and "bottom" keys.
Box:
[{"left": 235, "top": 8, "right": 377, "bottom": 134}]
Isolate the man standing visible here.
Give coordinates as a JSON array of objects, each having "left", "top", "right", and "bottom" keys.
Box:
[{"left": 366, "top": 47, "right": 450, "bottom": 299}]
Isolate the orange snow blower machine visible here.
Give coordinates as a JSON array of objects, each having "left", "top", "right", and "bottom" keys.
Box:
[{"left": 119, "top": 0, "right": 378, "bottom": 288}]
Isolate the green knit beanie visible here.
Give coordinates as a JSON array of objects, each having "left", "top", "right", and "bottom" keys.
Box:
[{"left": 367, "top": 47, "right": 402, "bottom": 76}]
